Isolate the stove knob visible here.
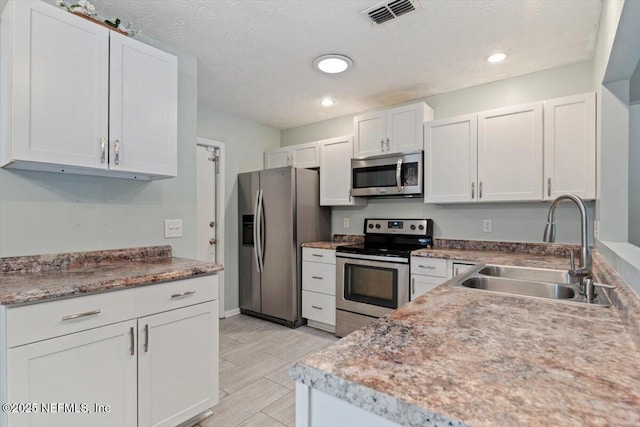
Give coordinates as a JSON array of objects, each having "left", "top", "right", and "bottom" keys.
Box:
[
  {"left": 368, "top": 224, "right": 374, "bottom": 229},
  {"left": 410, "top": 224, "right": 416, "bottom": 230},
  {"left": 419, "top": 224, "right": 425, "bottom": 230},
  {"left": 375, "top": 224, "right": 381, "bottom": 229}
]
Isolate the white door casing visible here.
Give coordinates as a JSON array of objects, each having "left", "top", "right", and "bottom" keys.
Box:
[{"left": 196, "top": 139, "right": 225, "bottom": 317}]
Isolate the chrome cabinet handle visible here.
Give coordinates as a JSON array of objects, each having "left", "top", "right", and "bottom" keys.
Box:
[
  {"left": 386, "top": 138, "right": 390, "bottom": 152},
  {"left": 471, "top": 182, "right": 475, "bottom": 199},
  {"left": 114, "top": 140, "right": 120, "bottom": 165},
  {"left": 129, "top": 326, "right": 135, "bottom": 356},
  {"left": 311, "top": 305, "right": 323, "bottom": 310},
  {"left": 61, "top": 309, "right": 101, "bottom": 321},
  {"left": 479, "top": 181, "right": 483, "bottom": 199},
  {"left": 171, "top": 290, "right": 196, "bottom": 299},
  {"left": 312, "top": 254, "right": 324, "bottom": 258},
  {"left": 396, "top": 158, "right": 403, "bottom": 192},
  {"left": 144, "top": 324, "right": 149, "bottom": 353},
  {"left": 547, "top": 177, "right": 551, "bottom": 197},
  {"left": 411, "top": 278, "right": 415, "bottom": 295},
  {"left": 419, "top": 265, "right": 436, "bottom": 269},
  {"left": 311, "top": 276, "right": 323, "bottom": 280},
  {"left": 100, "top": 137, "right": 106, "bottom": 163}
]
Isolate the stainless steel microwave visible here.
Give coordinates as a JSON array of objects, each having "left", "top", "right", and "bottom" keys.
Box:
[{"left": 351, "top": 151, "right": 423, "bottom": 197}]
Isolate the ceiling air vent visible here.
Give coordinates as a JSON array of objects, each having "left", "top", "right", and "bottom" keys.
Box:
[{"left": 362, "top": 0, "right": 421, "bottom": 25}]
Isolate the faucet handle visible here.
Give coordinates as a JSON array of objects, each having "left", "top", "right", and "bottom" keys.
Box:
[{"left": 570, "top": 250, "right": 576, "bottom": 270}]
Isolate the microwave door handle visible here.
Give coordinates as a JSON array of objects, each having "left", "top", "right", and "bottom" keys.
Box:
[{"left": 396, "top": 158, "right": 403, "bottom": 192}]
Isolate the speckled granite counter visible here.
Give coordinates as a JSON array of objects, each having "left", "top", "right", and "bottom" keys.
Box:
[
  {"left": 0, "top": 246, "right": 223, "bottom": 305},
  {"left": 291, "top": 240, "right": 640, "bottom": 426},
  {"left": 302, "top": 234, "right": 364, "bottom": 249}
]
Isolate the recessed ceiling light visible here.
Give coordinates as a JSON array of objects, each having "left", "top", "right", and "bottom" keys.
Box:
[
  {"left": 487, "top": 53, "right": 506, "bottom": 63},
  {"left": 320, "top": 97, "right": 334, "bottom": 107},
  {"left": 313, "top": 54, "right": 353, "bottom": 74}
]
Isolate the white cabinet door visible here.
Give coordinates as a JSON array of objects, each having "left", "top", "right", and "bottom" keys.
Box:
[
  {"left": 109, "top": 32, "right": 177, "bottom": 177},
  {"left": 7, "top": 320, "right": 137, "bottom": 427},
  {"left": 2, "top": 1, "right": 109, "bottom": 170},
  {"left": 292, "top": 141, "right": 320, "bottom": 168},
  {"left": 543, "top": 92, "right": 596, "bottom": 200},
  {"left": 386, "top": 103, "right": 428, "bottom": 153},
  {"left": 353, "top": 111, "right": 386, "bottom": 157},
  {"left": 264, "top": 147, "right": 291, "bottom": 169},
  {"left": 424, "top": 114, "right": 478, "bottom": 203},
  {"left": 410, "top": 275, "right": 443, "bottom": 300},
  {"left": 478, "top": 102, "right": 543, "bottom": 201},
  {"left": 138, "top": 301, "right": 219, "bottom": 427},
  {"left": 319, "top": 136, "right": 366, "bottom": 206}
]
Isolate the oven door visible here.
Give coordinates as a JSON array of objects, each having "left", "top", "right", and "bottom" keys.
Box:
[{"left": 336, "top": 254, "right": 410, "bottom": 318}]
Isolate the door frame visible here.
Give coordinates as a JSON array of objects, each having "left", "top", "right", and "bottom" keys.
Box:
[{"left": 196, "top": 138, "right": 226, "bottom": 317}]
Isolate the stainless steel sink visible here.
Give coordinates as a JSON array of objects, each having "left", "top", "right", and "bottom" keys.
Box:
[
  {"left": 449, "top": 265, "right": 611, "bottom": 307},
  {"left": 478, "top": 265, "right": 575, "bottom": 284},
  {"left": 460, "top": 276, "right": 575, "bottom": 300}
]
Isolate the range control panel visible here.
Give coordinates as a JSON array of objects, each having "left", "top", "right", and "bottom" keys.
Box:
[{"left": 364, "top": 219, "right": 431, "bottom": 236}]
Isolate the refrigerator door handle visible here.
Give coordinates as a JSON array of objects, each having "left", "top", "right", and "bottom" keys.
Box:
[
  {"left": 256, "top": 190, "right": 265, "bottom": 272},
  {"left": 253, "top": 189, "right": 262, "bottom": 272},
  {"left": 260, "top": 193, "right": 266, "bottom": 266}
]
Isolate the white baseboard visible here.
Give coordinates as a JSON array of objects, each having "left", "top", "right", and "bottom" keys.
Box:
[{"left": 224, "top": 308, "right": 241, "bottom": 318}]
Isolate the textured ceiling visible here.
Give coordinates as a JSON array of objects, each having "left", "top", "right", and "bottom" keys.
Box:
[{"left": 89, "top": 0, "right": 603, "bottom": 129}]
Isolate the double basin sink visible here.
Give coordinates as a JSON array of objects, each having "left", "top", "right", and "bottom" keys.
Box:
[{"left": 451, "top": 265, "right": 610, "bottom": 306}]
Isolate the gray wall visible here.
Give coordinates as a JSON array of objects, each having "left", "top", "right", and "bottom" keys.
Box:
[
  {"left": 0, "top": 42, "right": 200, "bottom": 259},
  {"left": 197, "top": 105, "right": 280, "bottom": 313},
  {"left": 282, "top": 61, "right": 596, "bottom": 245},
  {"left": 630, "top": 103, "right": 640, "bottom": 246}
]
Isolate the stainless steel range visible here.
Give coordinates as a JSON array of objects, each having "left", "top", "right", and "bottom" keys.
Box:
[{"left": 335, "top": 218, "right": 434, "bottom": 337}]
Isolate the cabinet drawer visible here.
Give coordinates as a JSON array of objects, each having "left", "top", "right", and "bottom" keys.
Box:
[
  {"left": 302, "top": 262, "right": 336, "bottom": 295},
  {"left": 411, "top": 274, "right": 444, "bottom": 300},
  {"left": 135, "top": 275, "right": 218, "bottom": 318},
  {"left": 410, "top": 257, "right": 447, "bottom": 277},
  {"left": 5, "top": 289, "right": 136, "bottom": 348},
  {"left": 302, "top": 248, "right": 336, "bottom": 264},
  {"left": 302, "top": 291, "right": 335, "bottom": 326}
]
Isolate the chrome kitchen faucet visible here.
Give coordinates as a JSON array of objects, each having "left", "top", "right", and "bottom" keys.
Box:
[{"left": 543, "top": 193, "right": 595, "bottom": 299}]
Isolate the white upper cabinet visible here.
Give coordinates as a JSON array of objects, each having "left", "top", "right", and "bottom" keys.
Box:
[
  {"left": 424, "top": 114, "right": 478, "bottom": 203},
  {"left": 0, "top": 0, "right": 177, "bottom": 180},
  {"left": 319, "top": 136, "right": 366, "bottom": 206},
  {"left": 353, "top": 102, "right": 434, "bottom": 157},
  {"left": 477, "top": 102, "right": 543, "bottom": 202},
  {"left": 543, "top": 92, "right": 596, "bottom": 200},
  {"left": 264, "top": 140, "right": 319, "bottom": 169}
]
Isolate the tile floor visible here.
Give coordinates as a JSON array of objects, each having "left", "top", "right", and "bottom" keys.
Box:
[{"left": 199, "top": 314, "right": 339, "bottom": 427}]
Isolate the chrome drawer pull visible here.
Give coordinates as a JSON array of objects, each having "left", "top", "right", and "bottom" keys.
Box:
[
  {"left": 171, "top": 290, "right": 196, "bottom": 299},
  {"left": 311, "top": 276, "right": 323, "bottom": 280},
  {"left": 61, "top": 309, "right": 101, "bottom": 321},
  {"left": 311, "top": 305, "right": 323, "bottom": 310},
  {"left": 419, "top": 265, "right": 436, "bottom": 269},
  {"left": 311, "top": 254, "right": 324, "bottom": 258}
]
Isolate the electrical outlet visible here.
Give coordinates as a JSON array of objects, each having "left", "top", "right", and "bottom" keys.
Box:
[
  {"left": 343, "top": 218, "right": 350, "bottom": 228},
  {"left": 483, "top": 219, "right": 492, "bottom": 233},
  {"left": 164, "top": 219, "right": 183, "bottom": 238}
]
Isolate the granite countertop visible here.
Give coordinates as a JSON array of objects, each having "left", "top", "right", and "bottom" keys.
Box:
[
  {"left": 302, "top": 234, "right": 364, "bottom": 250},
  {"left": 291, "top": 241, "right": 640, "bottom": 426},
  {"left": 0, "top": 246, "right": 223, "bottom": 306}
]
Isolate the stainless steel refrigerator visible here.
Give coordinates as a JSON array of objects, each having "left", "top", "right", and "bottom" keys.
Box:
[{"left": 238, "top": 167, "right": 330, "bottom": 327}]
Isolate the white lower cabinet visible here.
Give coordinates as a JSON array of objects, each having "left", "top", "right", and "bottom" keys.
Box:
[
  {"left": 302, "top": 248, "right": 336, "bottom": 332},
  {"left": 1, "top": 275, "right": 219, "bottom": 427},
  {"left": 410, "top": 257, "right": 447, "bottom": 300}
]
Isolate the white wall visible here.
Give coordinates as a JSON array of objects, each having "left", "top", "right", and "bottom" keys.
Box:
[
  {"left": 282, "top": 61, "right": 596, "bottom": 244},
  {"left": 197, "top": 105, "right": 280, "bottom": 312},
  {"left": 0, "top": 42, "right": 200, "bottom": 259}
]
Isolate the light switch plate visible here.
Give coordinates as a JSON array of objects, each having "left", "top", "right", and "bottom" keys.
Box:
[{"left": 164, "top": 219, "right": 183, "bottom": 238}]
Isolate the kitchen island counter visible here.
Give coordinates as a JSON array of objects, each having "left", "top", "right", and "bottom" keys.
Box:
[
  {"left": 0, "top": 246, "right": 222, "bottom": 305},
  {"left": 291, "top": 248, "right": 640, "bottom": 426}
]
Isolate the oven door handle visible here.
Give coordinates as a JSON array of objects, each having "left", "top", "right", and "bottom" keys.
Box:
[
  {"left": 336, "top": 252, "right": 409, "bottom": 264},
  {"left": 396, "top": 158, "right": 403, "bottom": 193}
]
